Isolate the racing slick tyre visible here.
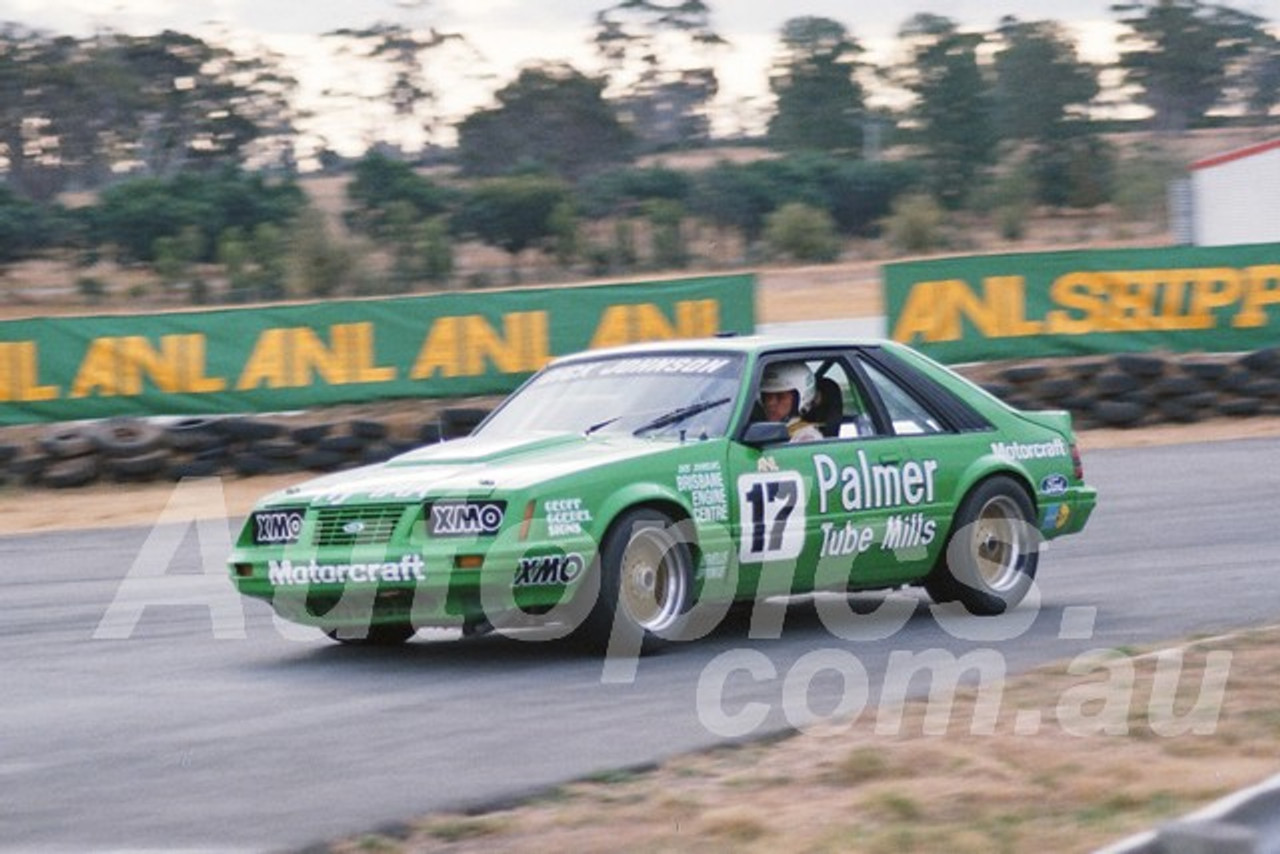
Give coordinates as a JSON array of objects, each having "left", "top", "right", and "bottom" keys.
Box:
[
  {"left": 42, "top": 455, "right": 100, "bottom": 489},
  {"left": 166, "top": 418, "right": 225, "bottom": 453},
  {"left": 290, "top": 423, "right": 333, "bottom": 445},
  {"left": 299, "top": 449, "right": 347, "bottom": 472},
  {"left": 576, "top": 508, "right": 694, "bottom": 655},
  {"left": 90, "top": 418, "right": 166, "bottom": 458},
  {"left": 215, "top": 417, "right": 282, "bottom": 442},
  {"left": 251, "top": 438, "right": 301, "bottom": 461},
  {"left": 325, "top": 622, "right": 416, "bottom": 646},
  {"left": 9, "top": 451, "right": 49, "bottom": 484},
  {"left": 104, "top": 448, "right": 170, "bottom": 481},
  {"left": 924, "top": 476, "right": 1039, "bottom": 616},
  {"left": 39, "top": 426, "right": 96, "bottom": 459},
  {"left": 351, "top": 419, "right": 390, "bottom": 441},
  {"left": 1092, "top": 400, "right": 1146, "bottom": 428},
  {"left": 418, "top": 423, "right": 442, "bottom": 445},
  {"left": 440, "top": 407, "right": 490, "bottom": 439}
]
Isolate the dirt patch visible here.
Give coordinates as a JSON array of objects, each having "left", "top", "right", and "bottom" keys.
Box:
[
  {"left": 1077, "top": 415, "right": 1280, "bottom": 450},
  {"left": 328, "top": 626, "right": 1276, "bottom": 854}
]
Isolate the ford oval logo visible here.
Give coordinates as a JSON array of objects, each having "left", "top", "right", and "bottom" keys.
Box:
[
  {"left": 342, "top": 521, "right": 367, "bottom": 535},
  {"left": 1040, "top": 474, "right": 1070, "bottom": 496}
]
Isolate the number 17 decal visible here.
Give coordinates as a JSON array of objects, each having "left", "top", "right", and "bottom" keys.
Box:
[{"left": 738, "top": 471, "right": 806, "bottom": 562}]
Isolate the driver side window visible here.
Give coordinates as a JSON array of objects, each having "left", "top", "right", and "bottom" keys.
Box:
[
  {"left": 751, "top": 354, "right": 889, "bottom": 440},
  {"left": 808, "top": 360, "right": 876, "bottom": 439}
]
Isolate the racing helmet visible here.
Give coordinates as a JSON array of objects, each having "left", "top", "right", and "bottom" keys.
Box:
[{"left": 760, "top": 362, "right": 815, "bottom": 413}]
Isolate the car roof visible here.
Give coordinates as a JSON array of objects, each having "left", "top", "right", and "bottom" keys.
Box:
[{"left": 549, "top": 334, "right": 894, "bottom": 365}]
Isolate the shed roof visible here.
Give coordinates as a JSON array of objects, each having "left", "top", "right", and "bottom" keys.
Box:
[{"left": 1190, "top": 137, "right": 1280, "bottom": 171}]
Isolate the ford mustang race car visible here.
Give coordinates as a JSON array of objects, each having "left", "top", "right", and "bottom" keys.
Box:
[{"left": 228, "top": 337, "right": 1097, "bottom": 651}]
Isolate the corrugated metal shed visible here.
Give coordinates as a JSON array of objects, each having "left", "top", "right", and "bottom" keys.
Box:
[{"left": 1189, "top": 137, "right": 1280, "bottom": 246}]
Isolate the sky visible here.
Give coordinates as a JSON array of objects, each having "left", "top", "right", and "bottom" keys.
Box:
[
  {"left": 2, "top": 0, "right": 1278, "bottom": 151},
  {"left": 4, "top": 0, "right": 1278, "bottom": 42}
]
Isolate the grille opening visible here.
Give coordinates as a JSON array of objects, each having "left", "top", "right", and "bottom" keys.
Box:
[{"left": 312, "top": 505, "right": 408, "bottom": 546}]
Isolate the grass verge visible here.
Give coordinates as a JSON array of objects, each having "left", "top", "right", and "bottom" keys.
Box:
[{"left": 330, "top": 626, "right": 1280, "bottom": 854}]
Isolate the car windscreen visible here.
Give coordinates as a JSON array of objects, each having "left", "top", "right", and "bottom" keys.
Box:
[{"left": 475, "top": 352, "right": 746, "bottom": 440}]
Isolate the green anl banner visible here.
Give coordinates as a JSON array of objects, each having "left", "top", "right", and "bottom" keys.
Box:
[
  {"left": 884, "top": 244, "right": 1280, "bottom": 363},
  {"left": 0, "top": 275, "right": 755, "bottom": 425}
]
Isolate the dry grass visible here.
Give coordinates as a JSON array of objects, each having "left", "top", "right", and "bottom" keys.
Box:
[{"left": 327, "top": 628, "right": 1279, "bottom": 854}]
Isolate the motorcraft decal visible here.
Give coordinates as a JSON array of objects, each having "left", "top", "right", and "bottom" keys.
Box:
[{"left": 268, "top": 555, "right": 427, "bottom": 585}]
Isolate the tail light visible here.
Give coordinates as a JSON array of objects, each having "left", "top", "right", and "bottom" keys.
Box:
[{"left": 1070, "top": 442, "right": 1084, "bottom": 481}]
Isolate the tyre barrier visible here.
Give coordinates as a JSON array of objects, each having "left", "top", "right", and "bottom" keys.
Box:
[
  {"left": 958, "top": 347, "right": 1280, "bottom": 430},
  {"left": 439, "top": 407, "right": 491, "bottom": 439},
  {"left": 0, "top": 405, "right": 493, "bottom": 490},
  {"left": 4, "top": 347, "right": 1277, "bottom": 490}
]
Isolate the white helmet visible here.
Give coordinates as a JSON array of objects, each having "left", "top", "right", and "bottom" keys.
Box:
[{"left": 760, "top": 362, "right": 815, "bottom": 413}]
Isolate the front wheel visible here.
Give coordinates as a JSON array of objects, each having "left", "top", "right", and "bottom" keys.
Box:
[
  {"left": 576, "top": 508, "right": 694, "bottom": 654},
  {"left": 924, "top": 477, "right": 1039, "bottom": 615}
]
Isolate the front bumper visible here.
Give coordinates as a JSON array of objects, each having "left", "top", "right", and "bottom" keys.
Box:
[{"left": 229, "top": 540, "right": 592, "bottom": 631}]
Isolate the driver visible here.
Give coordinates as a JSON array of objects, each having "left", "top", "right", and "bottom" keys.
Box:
[{"left": 759, "top": 362, "right": 823, "bottom": 442}]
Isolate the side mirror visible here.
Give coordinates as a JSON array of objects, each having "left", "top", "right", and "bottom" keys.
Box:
[{"left": 741, "top": 421, "right": 791, "bottom": 448}]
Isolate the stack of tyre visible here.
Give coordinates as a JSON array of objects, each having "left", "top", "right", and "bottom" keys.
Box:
[
  {"left": 0, "top": 406, "right": 493, "bottom": 489},
  {"left": 161, "top": 416, "right": 426, "bottom": 479},
  {"left": 6, "top": 419, "right": 172, "bottom": 489},
  {"left": 969, "top": 347, "right": 1280, "bottom": 428}
]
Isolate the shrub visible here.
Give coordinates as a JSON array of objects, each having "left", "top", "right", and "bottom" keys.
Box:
[
  {"left": 764, "top": 202, "right": 841, "bottom": 262},
  {"left": 92, "top": 169, "right": 305, "bottom": 263},
  {"left": 646, "top": 199, "right": 689, "bottom": 269},
  {"left": 76, "top": 277, "right": 107, "bottom": 304},
  {"left": 285, "top": 208, "right": 359, "bottom": 298},
  {"left": 344, "top": 152, "right": 453, "bottom": 237},
  {"left": 884, "top": 193, "right": 946, "bottom": 254},
  {"left": 1113, "top": 144, "right": 1183, "bottom": 224}
]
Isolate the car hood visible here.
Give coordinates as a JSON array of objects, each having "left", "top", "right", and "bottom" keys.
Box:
[{"left": 261, "top": 432, "right": 699, "bottom": 506}]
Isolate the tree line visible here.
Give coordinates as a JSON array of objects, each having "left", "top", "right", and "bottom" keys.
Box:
[{"left": 0, "top": 0, "right": 1276, "bottom": 299}]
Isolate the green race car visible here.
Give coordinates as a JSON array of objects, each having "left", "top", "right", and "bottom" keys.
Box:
[{"left": 228, "top": 337, "right": 1096, "bottom": 650}]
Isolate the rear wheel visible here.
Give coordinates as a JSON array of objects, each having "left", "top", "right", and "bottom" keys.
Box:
[
  {"left": 577, "top": 509, "right": 693, "bottom": 654},
  {"left": 924, "top": 477, "right": 1038, "bottom": 615}
]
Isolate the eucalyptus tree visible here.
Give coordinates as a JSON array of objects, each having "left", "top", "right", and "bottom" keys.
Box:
[
  {"left": 1112, "top": 0, "right": 1272, "bottom": 131},
  {"left": 591, "top": 0, "right": 727, "bottom": 149},
  {"left": 456, "top": 63, "right": 633, "bottom": 181},
  {"left": 892, "top": 14, "right": 996, "bottom": 207},
  {"left": 767, "top": 16, "right": 868, "bottom": 153}
]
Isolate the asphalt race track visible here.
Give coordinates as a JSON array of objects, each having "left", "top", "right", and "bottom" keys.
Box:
[{"left": 3, "top": 437, "right": 1279, "bottom": 852}]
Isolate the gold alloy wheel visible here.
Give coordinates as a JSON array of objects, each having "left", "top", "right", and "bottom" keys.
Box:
[
  {"left": 971, "top": 495, "right": 1027, "bottom": 592},
  {"left": 618, "top": 525, "right": 687, "bottom": 632}
]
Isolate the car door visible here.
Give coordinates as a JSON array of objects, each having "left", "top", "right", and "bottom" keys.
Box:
[
  {"left": 726, "top": 351, "right": 909, "bottom": 599},
  {"left": 847, "top": 350, "right": 979, "bottom": 584}
]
